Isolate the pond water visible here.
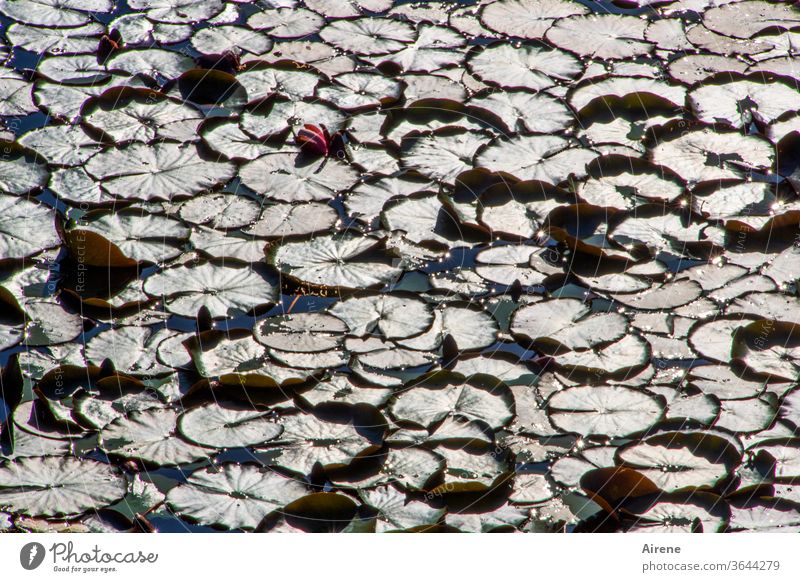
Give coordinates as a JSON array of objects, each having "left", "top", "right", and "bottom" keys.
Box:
[{"left": 1, "top": 0, "right": 800, "bottom": 533}]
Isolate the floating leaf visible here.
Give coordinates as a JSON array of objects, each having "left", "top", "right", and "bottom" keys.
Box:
[
  {"left": 144, "top": 262, "right": 278, "bottom": 318},
  {"left": 270, "top": 234, "right": 402, "bottom": 290},
  {"left": 476, "top": 134, "right": 597, "bottom": 184},
  {"left": 546, "top": 14, "right": 653, "bottom": 60},
  {"left": 178, "top": 402, "right": 283, "bottom": 449},
  {"left": 166, "top": 463, "right": 308, "bottom": 530},
  {"left": 0, "top": 195, "right": 58, "bottom": 260},
  {"left": 320, "top": 18, "right": 416, "bottom": 56},
  {"left": 390, "top": 377, "right": 515, "bottom": 430},
  {"left": 480, "top": 0, "right": 588, "bottom": 40},
  {"left": 0, "top": 456, "right": 125, "bottom": 518},
  {"left": 85, "top": 142, "right": 236, "bottom": 201},
  {"left": 511, "top": 298, "right": 628, "bottom": 351},
  {"left": 100, "top": 408, "right": 211, "bottom": 467},
  {"left": 547, "top": 385, "right": 664, "bottom": 438},
  {"left": 468, "top": 43, "right": 582, "bottom": 91},
  {"left": 265, "top": 413, "right": 381, "bottom": 474}
]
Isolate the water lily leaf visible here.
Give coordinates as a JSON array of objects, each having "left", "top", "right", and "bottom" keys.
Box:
[
  {"left": 127, "top": 0, "right": 224, "bottom": 24},
  {"left": 73, "top": 388, "right": 164, "bottom": 431},
  {"left": 692, "top": 182, "right": 777, "bottom": 222},
  {"left": 686, "top": 23, "right": 774, "bottom": 56},
  {"left": 728, "top": 292, "right": 800, "bottom": 325},
  {"left": 33, "top": 75, "right": 148, "bottom": 119},
  {"left": 320, "top": 17, "right": 416, "bottom": 56},
  {"left": 762, "top": 246, "right": 800, "bottom": 287},
  {"left": 106, "top": 48, "right": 195, "bottom": 82},
  {"left": 468, "top": 43, "right": 582, "bottom": 91},
  {"left": 178, "top": 402, "right": 283, "bottom": 448},
  {"left": 667, "top": 53, "right": 748, "bottom": 85},
  {"left": 749, "top": 440, "right": 800, "bottom": 480},
  {"left": 612, "top": 280, "right": 703, "bottom": 311},
  {"left": 7, "top": 21, "right": 102, "bottom": 55},
  {"left": 190, "top": 227, "right": 266, "bottom": 263},
  {"left": 110, "top": 13, "right": 192, "bottom": 45},
  {"left": 200, "top": 120, "right": 274, "bottom": 161},
  {"left": 476, "top": 135, "right": 598, "bottom": 184},
  {"left": 398, "top": 305, "right": 499, "bottom": 351},
  {"left": 690, "top": 76, "right": 800, "bottom": 129},
  {"left": 447, "top": 504, "right": 529, "bottom": 533},
  {"left": 236, "top": 67, "right": 321, "bottom": 104},
  {"left": 511, "top": 298, "right": 628, "bottom": 351},
  {"left": 0, "top": 456, "right": 125, "bottom": 518},
  {"left": 644, "top": 17, "right": 693, "bottom": 51},
  {"left": 469, "top": 90, "right": 572, "bottom": 134},
  {"left": 304, "top": 0, "right": 391, "bottom": 17},
  {"left": 107, "top": 474, "right": 164, "bottom": 521},
  {"left": 190, "top": 25, "right": 272, "bottom": 57},
  {"left": 244, "top": 202, "right": 338, "bottom": 238},
  {"left": 0, "top": 141, "right": 49, "bottom": 195},
  {"left": 85, "top": 142, "right": 236, "bottom": 201},
  {"left": 298, "top": 374, "right": 392, "bottom": 408},
  {"left": 360, "top": 484, "right": 444, "bottom": 532},
  {"left": 382, "top": 193, "right": 469, "bottom": 248},
  {"left": 84, "top": 326, "right": 176, "bottom": 376},
  {"left": 266, "top": 413, "right": 381, "bottom": 474},
  {"left": 18, "top": 124, "right": 100, "bottom": 167},
  {"left": 349, "top": 336, "right": 437, "bottom": 370},
  {"left": 551, "top": 446, "right": 617, "bottom": 488},
  {"left": 401, "top": 130, "right": 486, "bottom": 184},
  {"left": 452, "top": 354, "right": 537, "bottom": 387},
  {"left": 556, "top": 334, "right": 652, "bottom": 377},
  {"left": 248, "top": 7, "right": 323, "bottom": 39},
  {"left": 83, "top": 89, "right": 204, "bottom": 144},
  {"left": 546, "top": 14, "right": 652, "bottom": 60},
  {"left": 687, "top": 365, "right": 766, "bottom": 400},
  {"left": 475, "top": 244, "right": 559, "bottom": 286},
  {"left": 626, "top": 492, "right": 729, "bottom": 533},
  {"left": 189, "top": 332, "right": 312, "bottom": 385},
  {"left": 270, "top": 234, "right": 402, "bottom": 290},
  {"left": 617, "top": 431, "right": 740, "bottom": 493},
  {"left": 729, "top": 497, "right": 800, "bottom": 532},
  {"left": 166, "top": 463, "right": 308, "bottom": 530},
  {"left": 36, "top": 54, "right": 109, "bottom": 85},
  {"left": 177, "top": 192, "right": 261, "bottom": 229},
  {"left": 703, "top": 0, "right": 800, "bottom": 39},
  {"left": 0, "top": 70, "right": 37, "bottom": 116},
  {"left": 0, "top": 0, "right": 110, "bottom": 27},
  {"left": 70, "top": 209, "right": 189, "bottom": 265},
  {"left": 144, "top": 262, "right": 278, "bottom": 318},
  {"left": 480, "top": 0, "right": 588, "bottom": 40},
  {"left": 569, "top": 76, "right": 686, "bottom": 114},
  {"left": 390, "top": 377, "right": 514, "bottom": 430},
  {"left": 0, "top": 195, "right": 58, "bottom": 260},
  {"left": 715, "top": 397, "right": 778, "bottom": 434},
  {"left": 316, "top": 73, "right": 402, "bottom": 111},
  {"left": 437, "top": 443, "right": 508, "bottom": 488},
  {"left": 548, "top": 385, "right": 664, "bottom": 438},
  {"left": 3, "top": 430, "right": 73, "bottom": 459},
  {"left": 649, "top": 126, "right": 773, "bottom": 183},
  {"left": 329, "top": 294, "right": 433, "bottom": 339},
  {"left": 255, "top": 312, "right": 345, "bottom": 354},
  {"left": 100, "top": 408, "right": 211, "bottom": 466},
  {"left": 609, "top": 211, "right": 705, "bottom": 253},
  {"left": 688, "top": 316, "right": 756, "bottom": 363},
  {"left": 510, "top": 473, "right": 554, "bottom": 504},
  {"left": 240, "top": 150, "right": 356, "bottom": 202},
  {"left": 345, "top": 176, "right": 436, "bottom": 229},
  {"left": 368, "top": 24, "right": 465, "bottom": 72}
]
